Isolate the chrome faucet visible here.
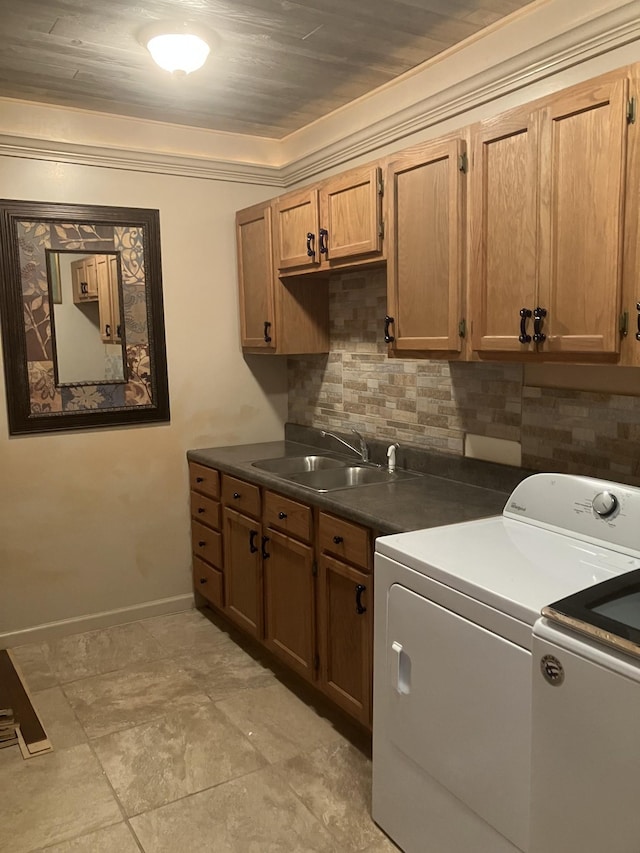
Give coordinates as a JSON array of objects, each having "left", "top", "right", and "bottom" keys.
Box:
[{"left": 321, "top": 429, "right": 369, "bottom": 463}]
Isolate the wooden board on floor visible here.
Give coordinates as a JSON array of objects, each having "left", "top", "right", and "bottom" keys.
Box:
[{"left": 0, "top": 649, "right": 52, "bottom": 757}]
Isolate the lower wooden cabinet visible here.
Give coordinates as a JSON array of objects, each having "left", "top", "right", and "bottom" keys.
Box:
[
  {"left": 189, "top": 462, "right": 374, "bottom": 728},
  {"left": 317, "top": 554, "right": 372, "bottom": 727},
  {"left": 263, "top": 527, "right": 315, "bottom": 681},
  {"left": 222, "top": 506, "right": 263, "bottom": 639},
  {"left": 193, "top": 556, "right": 224, "bottom": 609}
]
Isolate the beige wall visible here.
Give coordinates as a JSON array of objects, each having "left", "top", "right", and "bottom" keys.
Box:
[{"left": 0, "top": 155, "right": 286, "bottom": 644}]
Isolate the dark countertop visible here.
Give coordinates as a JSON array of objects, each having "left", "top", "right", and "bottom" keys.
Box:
[{"left": 188, "top": 435, "right": 519, "bottom": 535}]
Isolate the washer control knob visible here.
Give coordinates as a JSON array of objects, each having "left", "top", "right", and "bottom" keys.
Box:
[{"left": 592, "top": 491, "right": 619, "bottom": 518}]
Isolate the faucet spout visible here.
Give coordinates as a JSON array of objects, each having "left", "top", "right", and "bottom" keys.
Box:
[{"left": 321, "top": 429, "right": 369, "bottom": 464}]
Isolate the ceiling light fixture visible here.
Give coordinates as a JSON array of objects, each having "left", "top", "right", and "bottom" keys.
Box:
[{"left": 140, "top": 22, "right": 212, "bottom": 76}]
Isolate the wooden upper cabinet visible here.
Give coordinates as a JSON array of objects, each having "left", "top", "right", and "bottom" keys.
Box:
[
  {"left": 386, "top": 136, "right": 466, "bottom": 353},
  {"left": 470, "top": 105, "right": 539, "bottom": 354},
  {"left": 273, "top": 187, "right": 321, "bottom": 272},
  {"left": 236, "top": 201, "right": 276, "bottom": 350},
  {"left": 471, "top": 69, "right": 630, "bottom": 359},
  {"left": 318, "top": 165, "right": 383, "bottom": 264},
  {"left": 96, "top": 254, "right": 122, "bottom": 345},
  {"left": 71, "top": 255, "right": 99, "bottom": 303},
  {"left": 538, "top": 75, "right": 628, "bottom": 355},
  {"left": 273, "top": 166, "right": 384, "bottom": 274},
  {"left": 620, "top": 64, "right": 640, "bottom": 366},
  {"left": 236, "top": 200, "right": 329, "bottom": 355}
]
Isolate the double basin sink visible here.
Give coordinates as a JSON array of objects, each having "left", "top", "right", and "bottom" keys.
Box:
[{"left": 251, "top": 454, "right": 420, "bottom": 493}]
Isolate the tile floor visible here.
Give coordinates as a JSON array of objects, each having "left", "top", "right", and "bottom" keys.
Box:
[{"left": 3, "top": 608, "right": 399, "bottom": 853}]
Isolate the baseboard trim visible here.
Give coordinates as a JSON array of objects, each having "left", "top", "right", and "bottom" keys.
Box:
[{"left": 0, "top": 594, "right": 195, "bottom": 649}]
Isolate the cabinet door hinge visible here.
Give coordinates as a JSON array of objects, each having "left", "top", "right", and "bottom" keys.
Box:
[
  {"left": 628, "top": 97, "right": 637, "bottom": 125},
  {"left": 458, "top": 152, "right": 468, "bottom": 173},
  {"left": 619, "top": 311, "right": 629, "bottom": 337},
  {"left": 313, "top": 653, "right": 320, "bottom": 671},
  {"left": 377, "top": 177, "right": 384, "bottom": 196},
  {"left": 378, "top": 220, "right": 385, "bottom": 239},
  {"left": 312, "top": 560, "right": 318, "bottom": 577},
  {"left": 458, "top": 318, "right": 467, "bottom": 338}
]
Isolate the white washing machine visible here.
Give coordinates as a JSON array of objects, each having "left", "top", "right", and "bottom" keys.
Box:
[{"left": 372, "top": 473, "right": 640, "bottom": 853}]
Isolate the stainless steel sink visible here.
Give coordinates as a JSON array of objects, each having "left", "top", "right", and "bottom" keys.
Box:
[
  {"left": 251, "top": 455, "right": 348, "bottom": 475},
  {"left": 286, "top": 465, "right": 420, "bottom": 492}
]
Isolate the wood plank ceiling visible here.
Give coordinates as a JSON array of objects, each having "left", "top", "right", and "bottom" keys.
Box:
[{"left": 0, "top": 0, "right": 537, "bottom": 138}]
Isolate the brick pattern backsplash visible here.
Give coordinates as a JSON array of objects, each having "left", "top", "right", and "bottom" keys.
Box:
[{"left": 287, "top": 269, "right": 640, "bottom": 486}]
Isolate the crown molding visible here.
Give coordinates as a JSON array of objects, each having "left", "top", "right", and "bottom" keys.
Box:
[
  {"left": 0, "top": 0, "right": 639, "bottom": 189},
  {"left": 280, "top": 0, "right": 640, "bottom": 184},
  {"left": 0, "top": 135, "right": 286, "bottom": 187}
]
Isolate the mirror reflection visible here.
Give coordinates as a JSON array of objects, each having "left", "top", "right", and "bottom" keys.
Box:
[{"left": 47, "top": 251, "right": 126, "bottom": 384}]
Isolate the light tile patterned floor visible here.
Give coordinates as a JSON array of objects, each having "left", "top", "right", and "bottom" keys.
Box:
[{"left": 4, "top": 608, "right": 399, "bottom": 853}]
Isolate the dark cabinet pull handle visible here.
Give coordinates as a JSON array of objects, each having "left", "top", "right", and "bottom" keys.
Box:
[
  {"left": 333, "top": 535, "right": 343, "bottom": 544},
  {"left": 198, "top": 540, "right": 206, "bottom": 547},
  {"left": 81, "top": 281, "right": 87, "bottom": 294},
  {"left": 533, "top": 306, "right": 547, "bottom": 343},
  {"left": 196, "top": 476, "right": 204, "bottom": 483},
  {"left": 306, "top": 232, "right": 316, "bottom": 257},
  {"left": 636, "top": 302, "right": 640, "bottom": 341},
  {"left": 319, "top": 228, "right": 328, "bottom": 255},
  {"left": 519, "top": 308, "right": 532, "bottom": 343},
  {"left": 116, "top": 324, "right": 122, "bottom": 338},
  {"left": 278, "top": 511, "right": 287, "bottom": 520},
  {"left": 261, "top": 535, "right": 270, "bottom": 560},
  {"left": 199, "top": 577, "right": 207, "bottom": 584},
  {"left": 355, "top": 583, "right": 367, "bottom": 615},
  {"left": 263, "top": 321, "right": 272, "bottom": 343},
  {"left": 249, "top": 529, "right": 259, "bottom": 554},
  {"left": 233, "top": 492, "right": 240, "bottom": 500},
  {"left": 384, "top": 315, "right": 395, "bottom": 343},
  {"left": 105, "top": 324, "right": 111, "bottom": 338},
  {"left": 197, "top": 507, "right": 205, "bottom": 514}
]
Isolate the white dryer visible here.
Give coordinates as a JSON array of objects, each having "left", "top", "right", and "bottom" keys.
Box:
[{"left": 372, "top": 473, "right": 640, "bottom": 853}]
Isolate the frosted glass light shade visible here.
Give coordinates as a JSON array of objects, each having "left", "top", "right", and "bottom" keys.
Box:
[{"left": 146, "top": 33, "right": 210, "bottom": 74}]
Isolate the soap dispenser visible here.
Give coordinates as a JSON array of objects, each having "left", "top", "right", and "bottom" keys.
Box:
[{"left": 387, "top": 442, "right": 399, "bottom": 473}]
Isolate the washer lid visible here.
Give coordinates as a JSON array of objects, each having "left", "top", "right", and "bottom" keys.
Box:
[{"left": 376, "top": 515, "right": 640, "bottom": 626}]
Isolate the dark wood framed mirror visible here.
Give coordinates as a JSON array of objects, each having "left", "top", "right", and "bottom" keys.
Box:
[{"left": 0, "top": 200, "right": 170, "bottom": 435}]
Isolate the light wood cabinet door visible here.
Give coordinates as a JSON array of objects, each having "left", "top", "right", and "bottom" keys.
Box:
[
  {"left": 470, "top": 105, "right": 539, "bottom": 353},
  {"left": 273, "top": 187, "right": 320, "bottom": 271},
  {"left": 317, "top": 554, "right": 372, "bottom": 727},
  {"left": 96, "top": 254, "right": 122, "bottom": 345},
  {"left": 263, "top": 527, "right": 315, "bottom": 682},
  {"left": 236, "top": 201, "right": 276, "bottom": 349},
  {"left": 537, "top": 75, "right": 628, "bottom": 355},
  {"left": 71, "top": 255, "right": 99, "bottom": 303},
  {"left": 108, "top": 254, "right": 122, "bottom": 344},
  {"left": 387, "top": 137, "right": 466, "bottom": 353},
  {"left": 319, "top": 165, "right": 383, "bottom": 264},
  {"left": 471, "top": 70, "right": 629, "bottom": 358},
  {"left": 222, "top": 507, "right": 263, "bottom": 639}
]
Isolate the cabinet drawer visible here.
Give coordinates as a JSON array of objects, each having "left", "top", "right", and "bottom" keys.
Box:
[
  {"left": 190, "top": 492, "right": 221, "bottom": 530},
  {"left": 264, "top": 491, "right": 312, "bottom": 542},
  {"left": 191, "top": 520, "right": 223, "bottom": 570},
  {"left": 221, "top": 474, "right": 261, "bottom": 519},
  {"left": 193, "top": 556, "right": 224, "bottom": 609},
  {"left": 189, "top": 462, "right": 220, "bottom": 499},
  {"left": 318, "top": 512, "right": 371, "bottom": 571}
]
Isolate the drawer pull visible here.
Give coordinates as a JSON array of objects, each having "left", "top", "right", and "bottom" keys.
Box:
[
  {"left": 197, "top": 507, "right": 205, "bottom": 513},
  {"left": 333, "top": 535, "right": 344, "bottom": 544},
  {"left": 355, "top": 583, "right": 367, "bottom": 615},
  {"left": 196, "top": 476, "right": 204, "bottom": 483},
  {"left": 278, "top": 511, "right": 287, "bottom": 520},
  {"left": 198, "top": 540, "right": 206, "bottom": 547},
  {"left": 199, "top": 577, "right": 207, "bottom": 584},
  {"left": 249, "top": 529, "right": 259, "bottom": 554},
  {"left": 233, "top": 492, "right": 241, "bottom": 500}
]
